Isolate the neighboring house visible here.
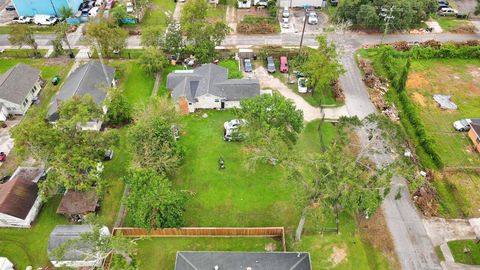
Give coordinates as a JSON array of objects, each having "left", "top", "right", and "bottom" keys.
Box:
[
  {"left": 0, "top": 257, "right": 14, "bottom": 270},
  {"left": 278, "top": 0, "right": 325, "bottom": 7},
  {"left": 11, "top": 0, "right": 83, "bottom": 17},
  {"left": 48, "top": 224, "right": 110, "bottom": 268},
  {"left": 57, "top": 189, "right": 99, "bottom": 222},
  {"left": 175, "top": 252, "right": 312, "bottom": 270},
  {"left": 167, "top": 64, "right": 260, "bottom": 114},
  {"left": 46, "top": 61, "right": 115, "bottom": 131},
  {"left": 0, "top": 167, "right": 44, "bottom": 228},
  {"left": 0, "top": 63, "right": 42, "bottom": 121},
  {"left": 468, "top": 123, "right": 480, "bottom": 152}
]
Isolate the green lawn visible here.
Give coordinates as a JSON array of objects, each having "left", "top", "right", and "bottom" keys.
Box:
[
  {"left": 0, "top": 197, "right": 67, "bottom": 269},
  {"left": 0, "top": 49, "right": 48, "bottom": 58},
  {"left": 435, "top": 17, "right": 474, "bottom": 32},
  {"left": 271, "top": 71, "right": 343, "bottom": 107},
  {"left": 0, "top": 25, "right": 55, "bottom": 35},
  {"left": 137, "top": 237, "right": 281, "bottom": 270},
  {"left": 141, "top": 0, "right": 176, "bottom": 29},
  {"left": 218, "top": 59, "right": 242, "bottom": 79},
  {"left": 448, "top": 240, "right": 480, "bottom": 265},
  {"left": 109, "top": 60, "right": 156, "bottom": 105},
  {"left": 207, "top": 4, "right": 227, "bottom": 21}
]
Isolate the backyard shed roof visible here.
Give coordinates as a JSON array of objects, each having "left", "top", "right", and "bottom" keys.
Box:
[
  {"left": 56, "top": 189, "right": 98, "bottom": 216},
  {"left": 167, "top": 63, "right": 260, "bottom": 102},
  {"left": 0, "top": 63, "right": 41, "bottom": 104},
  {"left": 48, "top": 225, "right": 94, "bottom": 261},
  {"left": 471, "top": 123, "right": 480, "bottom": 136},
  {"left": 0, "top": 167, "right": 44, "bottom": 219},
  {"left": 175, "top": 252, "right": 312, "bottom": 270},
  {"left": 46, "top": 61, "right": 115, "bottom": 122}
]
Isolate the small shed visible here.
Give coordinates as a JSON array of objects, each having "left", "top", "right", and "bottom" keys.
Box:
[
  {"left": 468, "top": 123, "right": 480, "bottom": 152},
  {"left": 56, "top": 189, "right": 99, "bottom": 222}
]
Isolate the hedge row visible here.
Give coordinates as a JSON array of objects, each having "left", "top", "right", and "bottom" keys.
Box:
[
  {"left": 379, "top": 47, "right": 444, "bottom": 168},
  {"left": 411, "top": 45, "right": 480, "bottom": 59}
]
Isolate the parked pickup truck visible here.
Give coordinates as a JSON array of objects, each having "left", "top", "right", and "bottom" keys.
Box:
[{"left": 13, "top": 16, "right": 32, "bottom": 24}]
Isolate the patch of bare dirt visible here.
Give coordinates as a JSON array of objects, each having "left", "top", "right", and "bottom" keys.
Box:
[
  {"left": 329, "top": 245, "right": 347, "bottom": 267},
  {"left": 412, "top": 92, "right": 427, "bottom": 107},
  {"left": 467, "top": 82, "right": 480, "bottom": 95},
  {"left": 451, "top": 24, "right": 477, "bottom": 34},
  {"left": 264, "top": 242, "right": 277, "bottom": 252},
  {"left": 407, "top": 72, "right": 428, "bottom": 89},
  {"left": 44, "top": 57, "right": 70, "bottom": 66},
  {"left": 358, "top": 209, "right": 401, "bottom": 269}
]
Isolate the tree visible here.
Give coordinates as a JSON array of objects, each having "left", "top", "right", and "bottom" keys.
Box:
[
  {"left": 124, "top": 169, "right": 188, "bottom": 230},
  {"left": 105, "top": 87, "right": 133, "bottom": 126},
  {"left": 11, "top": 96, "right": 117, "bottom": 198},
  {"left": 296, "top": 35, "right": 345, "bottom": 98},
  {"left": 141, "top": 26, "right": 164, "bottom": 48},
  {"left": 235, "top": 93, "right": 304, "bottom": 167},
  {"left": 59, "top": 6, "right": 73, "bottom": 18},
  {"left": 51, "top": 215, "right": 138, "bottom": 269},
  {"left": 139, "top": 47, "right": 168, "bottom": 75},
  {"left": 51, "top": 38, "right": 64, "bottom": 56},
  {"left": 85, "top": 19, "right": 128, "bottom": 58},
  {"left": 180, "top": 0, "right": 230, "bottom": 63},
  {"left": 129, "top": 98, "right": 183, "bottom": 175},
  {"left": 54, "top": 22, "right": 74, "bottom": 57},
  {"left": 111, "top": 4, "right": 130, "bottom": 25},
  {"left": 290, "top": 118, "right": 390, "bottom": 241},
  {"left": 356, "top": 5, "right": 379, "bottom": 29},
  {"left": 8, "top": 24, "right": 39, "bottom": 56},
  {"left": 163, "top": 22, "right": 183, "bottom": 55}
]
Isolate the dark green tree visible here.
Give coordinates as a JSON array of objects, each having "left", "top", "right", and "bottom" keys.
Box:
[
  {"left": 139, "top": 47, "right": 169, "bottom": 75},
  {"left": 8, "top": 24, "right": 39, "bottom": 57},
  {"left": 105, "top": 87, "right": 133, "bottom": 126},
  {"left": 124, "top": 169, "right": 188, "bottom": 230}
]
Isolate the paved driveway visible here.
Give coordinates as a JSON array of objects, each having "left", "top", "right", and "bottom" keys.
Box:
[{"left": 252, "top": 66, "right": 349, "bottom": 121}]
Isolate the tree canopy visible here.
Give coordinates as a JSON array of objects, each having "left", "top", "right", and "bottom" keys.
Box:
[
  {"left": 85, "top": 18, "right": 128, "bottom": 57},
  {"left": 8, "top": 24, "right": 39, "bottom": 55},
  {"left": 124, "top": 169, "right": 188, "bottom": 230},
  {"left": 105, "top": 87, "right": 133, "bottom": 126},
  {"left": 139, "top": 47, "right": 169, "bottom": 75},
  {"left": 335, "top": 0, "right": 436, "bottom": 31},
  {"left": 129, "top": 98, "right": 183, "bottom": 175},
  {"left": 12, "top": 96, "right": 117, "bottom": 198}
]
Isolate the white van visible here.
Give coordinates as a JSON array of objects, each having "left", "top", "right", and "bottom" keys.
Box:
[
  {"left": 33, "top": 15, "right": 57, "bottom": 25},
  {"left": 95, "top": 0, "right": 104, "bottom": 6},
  {"left": 88, "top": 6, "right": 99, "bottom": 17}
]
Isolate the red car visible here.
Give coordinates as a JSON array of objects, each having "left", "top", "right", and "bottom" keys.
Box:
[
  {"left": 280, "top": 56, "right": 288, "bottom": 73},
  {"left": 0, "top": 152, "right": 6, "bottom": 162}
]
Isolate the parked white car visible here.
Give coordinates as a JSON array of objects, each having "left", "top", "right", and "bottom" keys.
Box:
[
  {"left": 282, "top": 7, "right": 290, "bottom": 18},
  {"left": 224, "top": 119, "right": 247, "bottom": 131},
  {"left": 33, "top": 15, "right": 57, "bottom": 25},
  {"left": 282, "top": 17, "right": 289, "bottom": 28},
  {"left": 307, "top": 11, "right": 318, "bottom": 24},
  {"left": 437, "top": 7, "right": 457, "bottom": 16},
  {"left": 13, "top": 16, "right": 32, "bottom": 24},
  {"left": 88, "top": 6, "right": 99, "bottom": 17},
  {"left": 453, "top": 119, "right": 472, "bottom": 131},
  {"left": 298, "top": 78, "right": 308, "bottom": 93},
  {"left": 126, "top": 2, "right": 134, "bottom": 13}
]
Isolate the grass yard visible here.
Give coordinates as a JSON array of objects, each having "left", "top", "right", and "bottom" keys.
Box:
[
  {"left": 141, "top": 0, "right": 176, "bottom": 29},
  {"left": 207, "top": 4, "right": 227, "bottom": 21},
  {"left": 137, "top": 237, "right": 281, "bottom": 270},
  {"left": 109, "top": 60, "right": 156, "bottom": 105},
  {"left": 218, "top": 59, "right": 243, "bottom": 79},
  {"left": 448, "top": 239, "right": 480, "bottom": 265},
  {"left": 435, "top": 17, "right": 475, "bottom": 33},
  {"left": 0, "top": 25, "right": 55, "bottom": 35},
  {"left": 0, "top": 197, "right": 67, "bottom": 269},
  {"left": 405, "top": 58, "right": 480, "bottom": 167},
  {"left": 271, "top": 71, "right": 343, "bottom": 107},
  {"left": 0, "top": 49, "right": 48, "bottom": 58}
]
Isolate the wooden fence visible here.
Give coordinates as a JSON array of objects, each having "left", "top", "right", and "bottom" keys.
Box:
[{"left": 104, "top": 227, "right": 286, "bottom": 269}]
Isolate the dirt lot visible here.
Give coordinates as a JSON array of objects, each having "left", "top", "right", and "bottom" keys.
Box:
[{"left": 281, "top": 8, "right": 324, "bottom": 34}]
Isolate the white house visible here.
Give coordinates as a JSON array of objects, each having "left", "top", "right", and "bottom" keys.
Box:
[
  {"left": 46, "top": 61, "right": 115, "bottom": 131},
  {"left": 0, "top": 167, "right": 44, "bottom": 228},
  {"left": 0, "top": 257, "right": 14, "bottom": 270},
  {"left": 167, "top": 64, "right": 260, "bottom": 114},
  {"left": 48, "top": 225, "right": 110, "bottom": 268},
  {"left": 0, "top": 63, "right": 42, "bottom": 121}
]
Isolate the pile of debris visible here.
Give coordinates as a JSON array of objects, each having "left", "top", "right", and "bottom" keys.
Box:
[
  {"left": 332, "top": 80, "right": 345, "bottom": 102},
  {"left": 413, "top": 182, "right": 439, "bottom": 217},
  {"left": 358, "top": 58, "right": 399, "bottom": 121}
]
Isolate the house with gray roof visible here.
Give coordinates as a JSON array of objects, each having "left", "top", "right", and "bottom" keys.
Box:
[
  {"left": 46, "top": 61, "right": 115, "bottom": 131},
  {"left": 167, "top": 64, "right": 260, "bottom": 113},
  {"left": 175, "top": 252, "right": 312, "bottom": 270},
  {"left": 48, "top": 224, "right": 110, "bottom": 268},
  {"left": 0, "top": 63, "right": 42, "bottom": 121}
]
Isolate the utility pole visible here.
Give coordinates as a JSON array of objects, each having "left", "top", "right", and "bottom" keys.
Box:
[
  {"left": 379, "top": 6, "right": 395, "bottom": 45},
  {"left": 49, "top": 0, "right": 58, "bottom": 16},
  {"left": 299, "top": 13, "right": 307, "bottom": 52}
]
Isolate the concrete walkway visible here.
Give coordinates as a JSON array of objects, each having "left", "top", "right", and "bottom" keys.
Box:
[
  {"left": 172, "top": 2, "right": 184, "bottom": 22},
  {"left": 151, "top": 72, "right": 161, "bottom": 97},
  {"left": 226, "top": 6, "right": 237, "bottom": 34},
  {"left": 424, "top": 217, "right": 476, "bottom": 246},
  {"left": 253, "top": 66, "right": 349, "bottom": 121}
]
